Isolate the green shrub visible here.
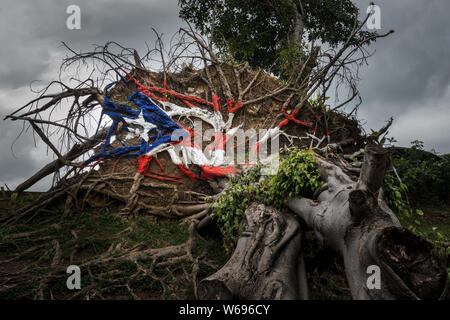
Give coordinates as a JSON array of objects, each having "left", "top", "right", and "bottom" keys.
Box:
[
  {"left": 211, "top": 166, "right": 262, "bottom": 253},
  {"left": 211, "top": 149, "right": 324, "bottom": 252},
  {"left": 389, "top": 141, "right": 450, "bottom": 205},
  {"left": 383, "top": 174, "right": 413, "bottom": 218},
  {"left": 384, "top": 141, "right": 449, "bottom": 260},
  {"left": 263, "top": 149, "right": 324, "bottom": 209}
]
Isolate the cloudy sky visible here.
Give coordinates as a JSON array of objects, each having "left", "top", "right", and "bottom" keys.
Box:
[{"left": 0, "top": 0, "right": 449, "bottom": 191}]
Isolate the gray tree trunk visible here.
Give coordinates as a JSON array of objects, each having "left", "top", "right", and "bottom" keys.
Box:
[
  {"left": 288, "top": 143, "right": 448, "bottom": 299},
  {"left": 199, "top": 144, "right": 449, "bottom": 300},
  {"left": 198, "top": 203, "right": 307, "bottom": 299}
]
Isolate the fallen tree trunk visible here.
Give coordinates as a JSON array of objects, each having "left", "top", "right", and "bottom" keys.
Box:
[
  {"left": 288, "top": 143, "right": 448, "bottom": 299},
  {"left": 198, "top": 202, "right": 307, "bottom": 300},
  {"left": 200, "top": 143, "right": 449, "bottom": 300}
]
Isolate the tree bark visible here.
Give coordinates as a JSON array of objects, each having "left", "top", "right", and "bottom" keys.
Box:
[
  {"left": 288, "top": 143, "right": 449, "bottom": 299},
  {"left": 198, "top": 203, "right": 306, "bottom": 300},
  {"left": 199, "top": 143, "right": 449, "bottom": 300}
]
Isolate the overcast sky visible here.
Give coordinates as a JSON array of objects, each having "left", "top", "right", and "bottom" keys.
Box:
[{"left": 0, "top": 0, "right": 449, "bottom": 191}]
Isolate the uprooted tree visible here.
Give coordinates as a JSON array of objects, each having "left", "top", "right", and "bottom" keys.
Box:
[
  {"left": 1, "top": 1, "right": 448, "bottom": 299},
  {"left": 199, "top": 144, "right": 448, "bottom": 299}
]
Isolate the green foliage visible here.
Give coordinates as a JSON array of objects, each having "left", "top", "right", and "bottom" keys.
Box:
[
  {"left": 2, "top": 191, "right": 36, "bottom": 213},
  {"left": 383, "top": 178, "right": 449, "bottom": 264},
  {"left": 277, "top": 42, "right": 310, "bottom": 79},
  {"left": 211, "top": 149, "right": 324, "bottom": 252},
  {"left": 10, "top": 192, "right": 18, "bottom": 202},
  {"left": 1, "top": 186, "right": 7, "bottom": 199},
  {"left": 302, "top": 0, "right": 376, "bottom": 46},
  {"left": 263, "top": 149, "right": 324, "bottom": 209},
  {"left": 410, "top": 139, "right": 424, "bottom": 150},
  {"left": 111, "top": 100, "right": 135, "bottom": 108},
  {"left": 368, "top": 128, "right": 396, "bottom": 147},
  {"left": 383, "top": 174, "right": 412, "bottom": 218},
  {"left": 211, "top": 166, "right": 262, "bottom": 253},
  {"left": 308, "top": 94, "right": 330, "bottom": 112},
  {"left": 391, "top": 141, "right": 450, "bottom": 205},
  {"left": 383, "top": 141, "right": 450, "bottom": 260},
  {"left": 178, "top": 0, "right": 377, "bottom": 76}
]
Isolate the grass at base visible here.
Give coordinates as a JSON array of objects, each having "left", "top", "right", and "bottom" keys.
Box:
[
  {"left": 0, "top": 194, "right": 448, "bottom": 300},
  {"left": 0, "top": 202, "right": 226, "bottom": 300}
]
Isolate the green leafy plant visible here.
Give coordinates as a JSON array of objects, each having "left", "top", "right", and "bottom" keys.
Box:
[
  {"left": 383, "top": 141, "right": 449, "bottom": 263},
  {"left": 263, "top": 149, "right": 324, "bottom": 210},
  {"left": 1, "top": 186, "right": 6, "bottom": 200},
  {"left": 390, "top": 141, "right": 450, "bottom": 205},
  {"left": 211, "top": 149, "right": 324, "bottom": 252},
  {"left": 308, "top": 94, "right": 330, "bottom": 112},
  {"left": 211, "top": 166, "right": 262, "bottom": 253},
  {"left": 383, "top": 174, "right": 412, "bottom": 218},
  {"left": 278, "top": 42, "right": 309, "bottom": 79}
]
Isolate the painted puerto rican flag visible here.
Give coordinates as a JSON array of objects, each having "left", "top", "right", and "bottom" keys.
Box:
[{"left": 85, "top": 73, "right": 315, "bottom": 183}]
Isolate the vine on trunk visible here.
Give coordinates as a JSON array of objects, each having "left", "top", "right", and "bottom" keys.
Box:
[{"left": 211, "top": 149, "right": 323, "bottom": 252}]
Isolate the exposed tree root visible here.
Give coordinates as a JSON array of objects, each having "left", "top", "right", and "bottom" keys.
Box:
[
  {"left": 0, "top": 218, "right": 214, "bottom": 300},
  {"left": 287, "top": 144, "right": 449, "bottom": 299},
  {"left": 198, "top": 203, "right": 305, "bottom": 300},
  {"left": 198, "top": 144, "right": 449, "bottom": 300}
]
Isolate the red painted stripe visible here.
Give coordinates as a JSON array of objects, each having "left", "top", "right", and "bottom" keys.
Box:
[
  {"left": 227, "top": 99, "right": 243, "bottom": 113},
  {"left": 277, "top": 119, "right": 290, "bottom": 128},
  {"left": 178, "top": 164, "right": 199, "bottom": 180},
  {"left": 137, "top": 155, "right": 152, "bottom": 174},
  {"left": 200, "top": 165, "right": 237, "bottom": 179},
  {"left": 153, "top": 157, "right": 164, "bottom": 171},
  {"left": 212, "top": 94, "right": 220, "bottom": 111}
]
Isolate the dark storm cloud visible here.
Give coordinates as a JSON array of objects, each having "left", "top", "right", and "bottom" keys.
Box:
[
  {"left": 0, "top": 0, "right": 182, "bottom": 89},
  {"left": 0, "top": 0, "right": 449, "bottom": 190},
  {"left": 354, "top": 0, "right": 450, "bottom": 151},
  {"left": 0, "top": 0, "right": 183, "bottom": 190},
  {"left": 0, "top": 119, "right": 48, "bottom": 188},
  {"left": 357, "top": 0, "right": 450, "bottom": 105}
]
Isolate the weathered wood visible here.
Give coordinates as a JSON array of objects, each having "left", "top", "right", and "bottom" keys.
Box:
[
  {"left": 288, "top": 144, "right": 449, "bottom": 299},
  {"left": 198, "top": 203, "right": 305, "bottom": 300},
  {"left": 199, "top": 144, "right": 448, "bottom": 300},
  {"left": 358, "top": 143, "right": 388, "bottom": 196}
]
